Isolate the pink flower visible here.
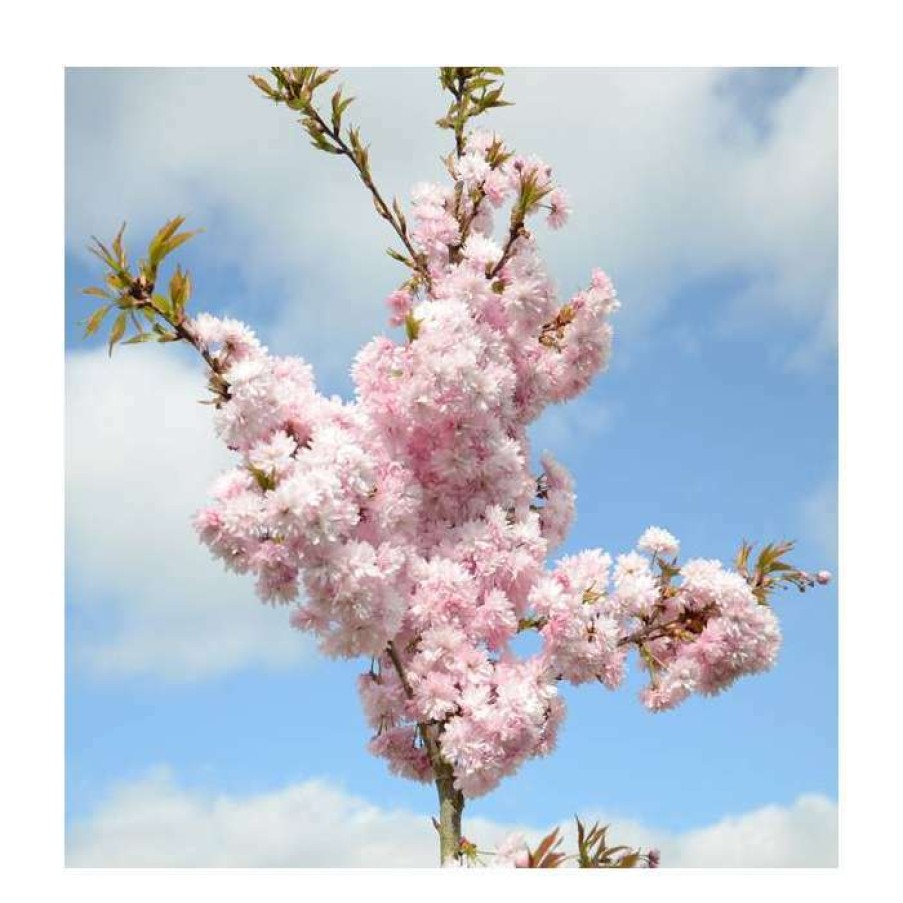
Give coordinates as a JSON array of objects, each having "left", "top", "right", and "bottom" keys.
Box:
[
  {"left": 637, "top": 526, "right": 680, "bottom": 559},
  {"left": 493, "top": 832, "right": 530, "bottom": 868},
  {"left": 461, "top": 234, "right": 502, "bottom": 269},
  {"left": 385, "top": 289, "right": 413, "bottom": 327},
  {"left": 455, "top": 152, "right": 491, "bottom": 188},
  {"left": 546, "top": 188, "right": 571, "bottom": 229}
]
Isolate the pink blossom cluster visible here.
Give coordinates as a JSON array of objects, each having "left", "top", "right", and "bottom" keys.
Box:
[
  {"left": 189, "top": 129, "right": 789, "bottom": 798},
  {"left": 637, "top": 557, "right": 782, "bottom": 711}
]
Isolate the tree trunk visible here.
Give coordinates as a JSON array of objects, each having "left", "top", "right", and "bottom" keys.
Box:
[
  {"left": 384, "top": 646, "right": 465, "bottom": 865},
  {"left": 435, "top": 760, "right": 465, "bottom": 865}
]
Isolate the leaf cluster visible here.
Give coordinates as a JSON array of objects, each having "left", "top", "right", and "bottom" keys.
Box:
[
  {"left": 520, "top": 818, "right": 653, "bottom": 868},
  {"left": 735, "top": 539, "right": 817, "bottom": 603},
  {"left": 251, "top": 68, "right": 355, "bottom": 158},
  {"left": 525, "top": 826, "right": 567, "bottom": 868},
  {"left": 574, "top": 817, "right": 644, "bottom": 868},
  {"left": 252, "top": 67, "right": 429, "bottom": 286},
  {"left": 437, "top": 67, "right": 512, "bottom": 154},
  {"left": 82, "top": 218, "right": 200, "bottom": 355},
  {"left": 512, "top": 169, "right": 554, "bottom": 223}
]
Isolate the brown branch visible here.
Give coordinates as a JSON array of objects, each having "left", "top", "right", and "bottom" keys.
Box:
[
  {"left": 449, "top": 68, "right": 468, "bottom": 158},
  {"left": 489, "top": 219, "right": 526, "bottom": 279},
  {"left": 301, "top": 106, "right": 432, "bottom": 292},
  {"left": 127, "top": 289, "right": 231, "bottom": 402},
  {"left": 386, "top": 640, "right": 415, "bottom": 700}
]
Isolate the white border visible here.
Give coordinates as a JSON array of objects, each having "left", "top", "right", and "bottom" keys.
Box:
[{"left": 5, "top": 0, "right": 900, "bottom": 899}]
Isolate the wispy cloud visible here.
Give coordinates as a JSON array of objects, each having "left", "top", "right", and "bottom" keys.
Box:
[
  {"left": 529, "top": 393, "right": 615, "bottom": 461},
  {"left": 800, "top": 478, "right": 838, "bottom": 564},
  {"left": 67, "top": 767, "right": 837, "bottom": 867}
]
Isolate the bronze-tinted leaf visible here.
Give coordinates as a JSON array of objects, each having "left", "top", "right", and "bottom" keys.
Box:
[{"left": 529, "top": 827, "right": 563, "bottom": 867}]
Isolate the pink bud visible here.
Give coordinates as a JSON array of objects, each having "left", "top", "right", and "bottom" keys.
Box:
[{"left": 816, "top": 570, "right": 832, "bottom": 585}]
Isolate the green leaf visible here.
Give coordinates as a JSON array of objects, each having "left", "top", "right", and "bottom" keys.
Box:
[
  {"left": 387, "top": 247, "right": 413, "bottom": 267},
  {"left": 88, "top": 237, "right": 117, "bottom": 270},
  {"left": 108, "top": 311, "right": 127, "bottom": 355},
  {"left": 146, "top": 216, "right": 201, "bottom": 272},
  {"left": 330, "top": 88, "right": 354, "bottom": 133},
  {"left": 153, "top": 325, "right": 180, "bottom": 342},
  {"left": 105, "top": 270, "right": 130, "bottom": 293},
  {"left": 163, "top": 229, "right": 201, "bottom": 257},
  {"left": 312, "top": 68, "right": 338, "bottom": 90},
  {"left": 83, "top": 304, "right": 111, "bottom": 337},
  {"left": 735, "top": 540, "right": 753, "bottom": 574},
  {"left": 249, "top": 73, "right": 278, "bottom": 99},
  {"left": 404, "top": 312, "right": 421, "bottom": 343},
  {"left": 111, "top": 222, "right": 127, "bottom": 268},
  {"left": 152, "top": 293, "right": 174, "bottom": 319},
  {"left": 247, "top": 464, "right": 277, "bottom": 492},
  {"left": 147, "top": 216, "right": 184, "bottom": 266},
  {"left": 169, "top": 266, "right": 191, "bottom": 313}
]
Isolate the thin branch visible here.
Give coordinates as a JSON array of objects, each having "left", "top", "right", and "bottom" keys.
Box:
[
  {"left": 255, "top": 68, "right": 431, "bottom": 291},
  {"left": 489, "top": 219, "right": 526, "bottom": 279},
  {"left": 386, "top": 640, "right": 415, "bottom": 700},
  {"left": 303, "top": 106, "right": 429, "bottom": 286}
]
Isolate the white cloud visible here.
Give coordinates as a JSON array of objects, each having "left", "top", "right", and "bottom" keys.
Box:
[
  {"left": 66, "top": 68, "right": 837, "bottom": 382},
  {"left": 66, "top": 348, "right": 312, "bottom": 679},
  {"left": 528, "top": 393, "right": 614, "bottom": 464},
  {"left": 654, "top": 795, "right": 837, "bottom": 868},
  {"left": 66, "top": 768, "right": 837, "bottom": 867},
  {"left": 800, "top": 478, "right": 838, "bottom": 563}
]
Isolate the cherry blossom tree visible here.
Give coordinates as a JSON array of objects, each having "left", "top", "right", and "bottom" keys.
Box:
[{"left": 81, "top": 67, "right": 829, "bottom": 867}]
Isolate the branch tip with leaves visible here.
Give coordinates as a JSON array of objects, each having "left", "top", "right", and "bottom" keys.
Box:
[{"left": 250, "top": 67, "right": 431, "bottom": 289}]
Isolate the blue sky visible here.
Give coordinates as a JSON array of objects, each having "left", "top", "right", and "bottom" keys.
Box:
[{"left": 64, "top": 67, "right": 837, "bottom": 866}]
